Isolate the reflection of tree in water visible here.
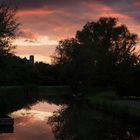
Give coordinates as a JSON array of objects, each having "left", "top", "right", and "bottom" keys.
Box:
[
  {"left": 0, "top": 91, "right": 68, "bottom": 114},
  {"left": 48, "top": 101, "right": 140, "bottom": 140}
]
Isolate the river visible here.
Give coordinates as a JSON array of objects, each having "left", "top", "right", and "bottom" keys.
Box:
[{"left": 0, "top": 92, "right": 140, "bottom": 140}]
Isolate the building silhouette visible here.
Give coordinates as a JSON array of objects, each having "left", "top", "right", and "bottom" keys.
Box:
[{"left": 29, "top": 55, "right": 34, "bottom": 64}]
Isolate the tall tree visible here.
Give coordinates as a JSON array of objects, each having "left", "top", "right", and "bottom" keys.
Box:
[
  {"left": 52, "top": 17, "right": 140, "bottom": 91},
  {"left": 0, "top": 3, "right": 19, "bottom": 55},
  {"left": 0, "top": 3, "right": 19, "bottom": 85}
]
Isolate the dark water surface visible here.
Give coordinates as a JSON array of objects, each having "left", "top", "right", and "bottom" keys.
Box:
[{"left": 0, "top": 92, "right": 140, "bottom": 140}]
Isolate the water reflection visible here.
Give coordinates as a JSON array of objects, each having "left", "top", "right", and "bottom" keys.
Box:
[
  {"left": 48, "top": 100, "right": 140, "bottom": 140},
  {"left": 0, "top": 92, "right": 67, "bottom": 114},
  {"left": 0, "top": 92, "right": 140, "bottom": 140},
  {"left": 0, "top": 102, "right": 60, "bottom": 140}
]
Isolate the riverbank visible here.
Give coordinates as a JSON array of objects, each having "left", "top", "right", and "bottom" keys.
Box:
[
  {"left": 1, "top": 86, "right": 140, "bottom": 119},
  {"left": 88, "top": 91, "right": 140, "bottom": 120},
  {"left": 0, "top": 86, "right": 71, "bottom": 96}
]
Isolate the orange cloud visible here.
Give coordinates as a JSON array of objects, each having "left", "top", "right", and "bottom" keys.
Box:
[
  {"left": 82, "top": 1, "right": 112, "bottom": 11},
  {"left": 100, "top": 12, "right": 129, "bottom": 19},
  {"left": 17, "top": 9, "right": 54, "bottom": 16}
]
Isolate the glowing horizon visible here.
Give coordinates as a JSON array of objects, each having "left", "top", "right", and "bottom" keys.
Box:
[{"left": 5, "top": 0, "right": 140, "bottom": 63}]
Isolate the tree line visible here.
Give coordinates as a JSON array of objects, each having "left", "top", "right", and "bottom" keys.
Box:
[
  {"left": 0, "top": 4, "right": 60, "bottom": 86},
  {"left": 51, "top": 18, "right": 140, "bottom": 96},
  {"left": 0, "top": 3, "right": 140, "bottom": 96}
]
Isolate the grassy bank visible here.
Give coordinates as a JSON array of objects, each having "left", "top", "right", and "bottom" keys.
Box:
[
  {"left": 0, "top": 86, "right": 71, "bottom": 96},
  {"left": 88, "top": 91, "right": 140, "bottom": 120},
  {"left": 1, "top": 86, "right": 140, "bottom": 119},
  {"left": 0, "top": 86, "right": 71, "bottom": 114}
]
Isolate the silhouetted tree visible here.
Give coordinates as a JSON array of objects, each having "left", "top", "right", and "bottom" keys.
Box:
[
  {"left": 52, "top": 17, "right": 140, "bottom": 95},
  {"left": 35, "top": 62, "right": 60, "bottom": 85},
  {"left": 0, "top": 3, "right": 19, "bottom": 55},
  {"left": 0, "top": 3, "right": 20, "bottom": 85},
  {"left": 48, "top": 102, "right": 140, "bottom": 140}
]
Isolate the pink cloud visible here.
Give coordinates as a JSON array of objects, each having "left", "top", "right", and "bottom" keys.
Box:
[
  {"left": 133, "top": 0, "right": 140, "bottom": 7},
  {"left": 13, "top": 1, "right": 140, "bottom": 62},
  {"left": 99, "top": 12, "right": 129, "bottom": 19},
  {"left": 18, "top": 28, "right": 39, "bottom": 40},
  {"left": 82, "top": 1, "right": 112, "bottom": 11},
  {"left": 17, "top": 8, "right": 54, "bottom": 16},
  {"left": 83, "top": 1, "right": 129, "bottom": 20}
]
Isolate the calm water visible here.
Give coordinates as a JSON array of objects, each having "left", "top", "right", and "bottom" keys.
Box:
[
  {"left": 0, "top": 102, "right": 60, "bottom": 140},
  {"left": 0, "top": 92, "right": 140, "bottom": 140}
]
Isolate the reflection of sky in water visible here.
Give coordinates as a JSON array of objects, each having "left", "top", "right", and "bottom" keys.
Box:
[{"left": 0, "top": 102, "right": 60, "bottom": 140}]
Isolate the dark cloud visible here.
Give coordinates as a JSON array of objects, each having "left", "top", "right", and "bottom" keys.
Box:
[
  {"left": 1, "top": 0, "right": 137, "bottom": 37},
  {"left": 0, "top": 0, "right": 139, "bottom": 23},
  {"left": 0, "top": 0, "right": 87, "bottom": 9},
  {"left": 0, "top": 0, "right": 132, "bottom": 10}
]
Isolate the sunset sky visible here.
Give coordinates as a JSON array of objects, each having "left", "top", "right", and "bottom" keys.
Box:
[{"left": 1, "top": 0, "right": 140, "bottom": 63}]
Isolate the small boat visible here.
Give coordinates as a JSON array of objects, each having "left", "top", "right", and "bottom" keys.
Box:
[{"left": 0, "top": 115, "right": 14, "bottom": 126}]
